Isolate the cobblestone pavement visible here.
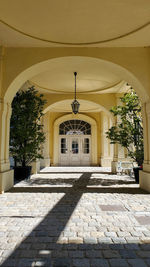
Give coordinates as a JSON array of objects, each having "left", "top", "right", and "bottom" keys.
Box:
[{"left": 0, "top": 167, "right": 150, "bottom": 267}]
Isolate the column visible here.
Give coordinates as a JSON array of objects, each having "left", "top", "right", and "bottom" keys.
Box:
[
  {"left": 0, "top": 99, "right": 14, "bottom": 193},
  {"left": 140, "top": 102, "right": 150, "bottom": 191},
  {"left": 30, "top": 112, "right": 51, "bottom": 174},
  {"left": 100, "top": 112, "right": 113, "bottom": 167},
  {"left": 111, "top": 94, "right": 127, "bottom": 173},
  {"left": 40, "top": 112, "right": 50, "bottom": 169}
]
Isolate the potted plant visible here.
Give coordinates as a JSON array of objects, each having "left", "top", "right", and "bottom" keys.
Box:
[
  {"left": 106, "top": 90, "right": 144, "bottom": 183},
  {"left": 10, "top": 86, "right": 47, "bottom": 180}
]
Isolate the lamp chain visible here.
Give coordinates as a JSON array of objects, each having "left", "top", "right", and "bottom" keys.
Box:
[{"left": 74, "top": 72, "right": 77, "bottom": 100}]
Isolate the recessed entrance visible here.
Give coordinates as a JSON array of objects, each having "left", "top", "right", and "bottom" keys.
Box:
[{"left": 59, "top": 120, "right": 91, "bottom": 166}]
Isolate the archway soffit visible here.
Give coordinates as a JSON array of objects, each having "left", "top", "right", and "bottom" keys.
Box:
[{"left": 4, "top": 56, "right": 148, "bottom": 104}]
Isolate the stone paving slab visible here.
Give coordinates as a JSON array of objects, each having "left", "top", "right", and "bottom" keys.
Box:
[
  {"left": 135, "top": 216, "right": 150, "bottom": 225},
  {"left": 99, "top": 205, "right": 127, "bottom": 211},
  {"left": 0, "top": 169, "right": 150, "bottom": 266}
]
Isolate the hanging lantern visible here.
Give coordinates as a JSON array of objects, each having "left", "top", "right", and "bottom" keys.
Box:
[
  {"left": 71, "top": 99, "right": 80, "bottom": 114},
  {"left": 71, "top": 72, "right": 80, "bottom": 114}
]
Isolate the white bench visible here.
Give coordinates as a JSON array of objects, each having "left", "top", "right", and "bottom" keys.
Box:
[{"left": 117, "top": 161, "right": 134, "bottom": 177}]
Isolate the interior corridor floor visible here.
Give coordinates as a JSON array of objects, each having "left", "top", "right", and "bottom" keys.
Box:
[{"left": 0, "top": 167, "right": 150, "bottom": 267}]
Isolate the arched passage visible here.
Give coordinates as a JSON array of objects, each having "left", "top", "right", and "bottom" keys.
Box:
[
  {"left": 41, "top": 99, "right": 114, "bottom": 168},
  {"left": 0, "top": 53, "right": 150, "bottom": 192}
]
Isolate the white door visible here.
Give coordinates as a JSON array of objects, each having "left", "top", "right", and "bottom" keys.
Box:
[
  {"left": 81, "top": 137, "right": 91, "bottom": 166},
  {"left": 69, "top": 136, "right": 80, "bottom": 165},
  {"left": 59, "top": 137, "right": 68, "bottom": 166},
  {"left": 59, "top": 135, "right": 91, "bottom": 166}
]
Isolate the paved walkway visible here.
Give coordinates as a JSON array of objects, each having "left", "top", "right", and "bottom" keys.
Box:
[{"left": 0, "top": 167, "right": 150, "bottom": 267}]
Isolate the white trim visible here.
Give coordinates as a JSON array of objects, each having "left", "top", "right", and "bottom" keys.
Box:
[
  {"left": 59, "top": 135, "right": 91, "bottom": 166},
  {"left": 53, "top": 114, "right": 97, "bottom": 166}
]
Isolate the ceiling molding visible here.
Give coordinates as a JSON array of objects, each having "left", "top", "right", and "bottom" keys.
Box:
[
  {"left": 49, "top": 107, "right": 101, "bottom": 112},
  {"left": 29, "top": 80, "right": 123, "bottom": 94},
  {"left": 0, "top": 19, "right": 150, "bottom": 45}
]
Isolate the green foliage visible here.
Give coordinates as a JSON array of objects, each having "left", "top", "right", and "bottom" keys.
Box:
[
  {"left": 10, "top": 86, "right": 47, "bottom": 167},
  {"left": 106, "top": 91, "right": 144, "bottom": 166}
]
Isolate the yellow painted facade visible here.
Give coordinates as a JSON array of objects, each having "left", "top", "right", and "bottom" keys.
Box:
[
  {"left": 0, "top": 47, "right": 150, "bottom": 192},
  {"left": 0, "top": 1, "right": 150, "bottom": 192}
]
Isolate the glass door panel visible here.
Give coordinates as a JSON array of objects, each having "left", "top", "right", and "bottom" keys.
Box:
[
  {"left": 69, "top": 137, "right": 80, "bottom": 165},
  {"left": 71, "top": 139, "right": 78, "bottom": 154},
  {"left": 61, "top": 138, "right": 67, "bottom": 154},
  {"left": 83, "top": 138, "right": 90, "bottom": 154},
  {"left": 59, "top": 137, "right": 68, "bottom": 166}
]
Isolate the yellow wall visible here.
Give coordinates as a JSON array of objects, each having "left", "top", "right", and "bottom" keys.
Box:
[
  {"left": 1, "top": 47, "right": 150, "bottom": 102},
  {"left": 43, "top": 93, "right": 115, "bottom": 115}
]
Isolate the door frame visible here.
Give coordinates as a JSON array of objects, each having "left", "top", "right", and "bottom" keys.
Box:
[
  {"left": 59, "top": 135, "right": 91, "bottom": 166},
  {"left": 53, "top": 114, "right": 97, "bottom": 166}
]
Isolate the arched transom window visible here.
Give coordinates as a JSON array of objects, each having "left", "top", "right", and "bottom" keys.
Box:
[{"left": 59, "top": 120, "right": 91, "bottom": 135}]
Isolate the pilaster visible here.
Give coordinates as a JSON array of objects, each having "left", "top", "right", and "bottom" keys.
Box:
[
  {"left": 0, "top": 99, "right": 10, "bottom": 171},
  {"left": 111, "top": 94, "right": 127, "bottom": 173},
  {"left": 140, "top": 102, "right": 150, "bottom": 191},
  {"left": 30, "top": 160, "right": 40, "bottom": 174},
  {"left": 0, "top": 99, "right": 13, "bottom": 193},
  {"left": 40, "top": 112, "right": 50, "bottom": 169},
  {"left": 100, "top": 112, "right": 113, "bottom": 167}
]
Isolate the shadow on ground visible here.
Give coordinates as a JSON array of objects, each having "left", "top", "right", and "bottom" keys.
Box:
[
  {"left": 17, "top": 177, "right": 136, "bottom": 187},
  {"left": 1, "top": 173, "right": 150, "bottom": 267}
]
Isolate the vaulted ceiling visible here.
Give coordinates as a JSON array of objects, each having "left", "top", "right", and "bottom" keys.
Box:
[
  {"left": 0, "top": 0, "right": 143, "bottom": 113},
  {"left": 29, "top": 57, "right": 127, "bottom": 95}
]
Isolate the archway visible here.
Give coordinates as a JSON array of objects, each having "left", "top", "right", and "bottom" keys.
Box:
[
  {"left": 41, "top": 98, "right": 113, "bottom": 168},
  {"left": 0, "top": 54, "right": 149, "bottom": 192},
  {"left": 53, "top": 113, "right": 97, "bottom": 166},
  {"left": 4, "top": 56, "right": 149, "bottom": 103}
]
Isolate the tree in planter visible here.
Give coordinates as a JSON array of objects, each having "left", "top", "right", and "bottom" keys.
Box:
[
  {"left": 106, "top": 90, "right": 144, "bottom": 166},
  {"left": 10, "top": 86, "right": 47, "bottom": 173}
]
